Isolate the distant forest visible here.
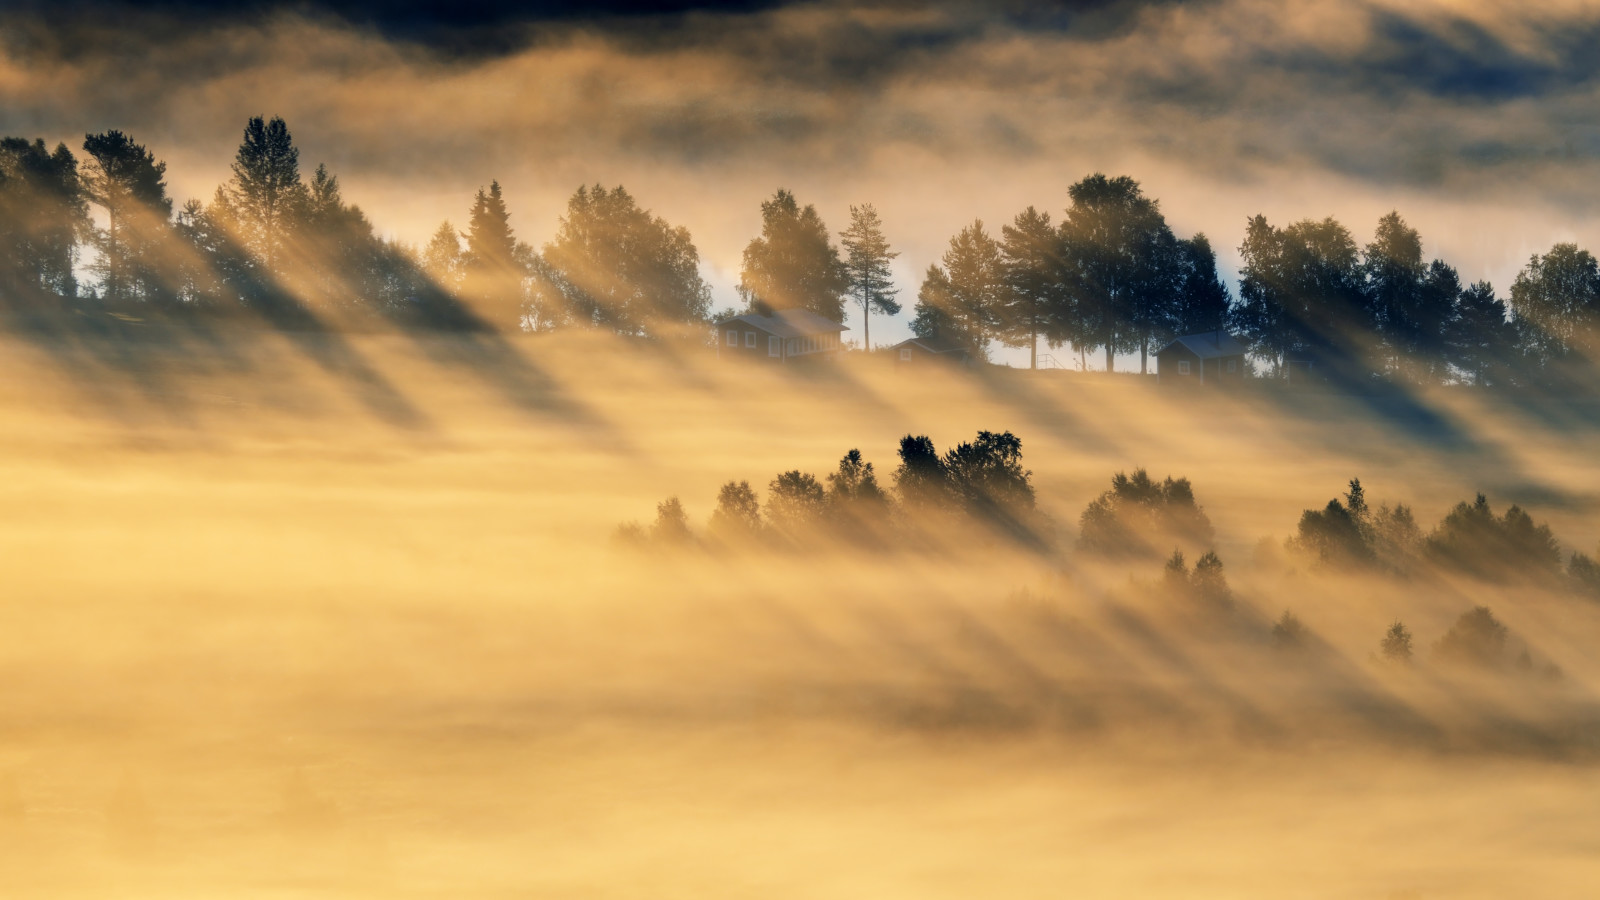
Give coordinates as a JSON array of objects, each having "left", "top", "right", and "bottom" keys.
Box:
[{"left": 3, "top": 116, "right": 1598, "bottom": 386}]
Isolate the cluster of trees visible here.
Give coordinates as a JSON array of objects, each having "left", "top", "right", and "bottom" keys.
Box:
[
  {"left": 0, "top": 118, "right": 908, "bottom": 343},
  {"left": 1287, "top": 478, "right": 1600, "bottom": 598},
  {"left": 910, "top": 175, "right": 1230, "bottom": 371},
  {"left": 1076, "top": 468, "right": 1215, "bottom": 556},
  {"left": 9, "top": 119, "right": 1597, "bottom": 381},
  {"left": 909, "top": 181, "right": 1600, "bottom": 384},
  {"left": 617, "top": 430, "right": 1043, "bottom": 549}
]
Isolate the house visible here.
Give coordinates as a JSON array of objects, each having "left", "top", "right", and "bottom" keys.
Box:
[
  {"left": 888, "top": 334, "right": 973, "bottom": 366},
  {"left": 1157, "top": 331, "right": 1248, "bottom": 384},
  {"left": 717, "top": 308, "right": 848, "bottom": 362}
]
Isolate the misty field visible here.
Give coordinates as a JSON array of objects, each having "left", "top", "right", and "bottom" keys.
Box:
[{"left": 3, "top": 326, "right": 1600, "bottom": 899}]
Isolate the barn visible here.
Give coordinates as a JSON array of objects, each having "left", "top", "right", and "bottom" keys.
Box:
[
  {"left": 717, "top": 309, "right": 848, "bottom": 362},
  {"left": 1157, "top": 332, "right": 1248, "bottom": 384}
]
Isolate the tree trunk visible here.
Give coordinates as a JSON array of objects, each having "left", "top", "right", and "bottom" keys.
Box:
[
  {"left": 1030, "top": 326, "right": 1037, "bottom": 369},
  {"left": 863, "top": 299, "right": 870, "bottom": 353},
  {"left": 1105, "top": 343, "right": 1114, "bottom": 373},
  {"left": 1140, "top": 337, "right": 1148, "bottom": 374}
]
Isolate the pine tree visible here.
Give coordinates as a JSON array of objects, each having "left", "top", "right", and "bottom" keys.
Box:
[
  {"left": 911, "top": 221, "right": 1006, "bottom": 360},
  {"left": 838, "top": 203, "right": 899, "bottom": 351},
  {"left": 0, "top": 138, "right": 89, "bottom": 300},
  {"left": 217, "top": 116, "right": 306, "bottom": 275},
  {"left": 998, "top": 206, "right": 1064, "bottom": 369},
  {"left": 81, "top": 130, "right": 172, "bottom": 303}
]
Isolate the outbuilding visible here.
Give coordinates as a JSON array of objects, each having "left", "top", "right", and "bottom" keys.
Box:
[
  {"left": 1157, "top": 331, "right": 1248, "bottom": 384},
  {"left": 887, "top": 334, "right": 973, "bottom": 366}
]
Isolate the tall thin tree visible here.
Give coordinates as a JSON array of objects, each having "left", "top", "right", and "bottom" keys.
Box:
[
  {"left": 838, "top": 203, "right": 899, "bottom": 351},
  {"left": 82, "top": 130, "right": 172, "bottom": 304}
]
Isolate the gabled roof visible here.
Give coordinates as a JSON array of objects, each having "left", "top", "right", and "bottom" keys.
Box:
[
  {"left": 889, "top": 334, "right": 969, "bottom": 355},
  {"left": 717, "top": 308, "right": 848, "bottom": 338},
  {"left": 1159, "top": 331, "right": 1247, "bottom": 359}
]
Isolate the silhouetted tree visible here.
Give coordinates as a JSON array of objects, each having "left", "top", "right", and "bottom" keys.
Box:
[
  {"left": 538, "top": 184, "right": 711, "bottom": 336},
  {"left": 765, "top": 470, "right": 827, "bottom": 538},
  {"left": 1058, "top": 174, "right": 1176, "bottom": 373},
  {"left": 1235, "top": 215, "right": 1367, "bottom": 378},
  {"left": 213, "top": 116, "right": 307, "bottom": 278},
  {"left": 1291, "top": 480, "right": 1373, "bottom": 567},
  {"left": 1426, "top": 494, "right": 1561, "bottom": 581},
  {"left": 1509, "top": 243, "right": 1600, "bottom": 370},
  {"left": 1191, "top": 551, "right": 1232, "bottom": 609},
  {"left": 942, "top": 430, "right": 1035, "bottom": 524},
  {"left": 1172, "top": 233, "right": 1233, "bottom": 337},
  {"left": 1078, "top": 469, "right": 1214, "bottom": 556},
  {"left": 1378, "top": 622, "right": 1412, "bottom": 662},
  {"left": 739, "top": 189, "right": 847, "bottom": 320},
  {"left": 81, "top": 130, "right": 172, "bottom": 304},
  {"left": 460, "top": 180, "right": 528, "bottom": 328},
  {"left": 0, "top": 137, "right": 88, "bottom": 301},
  {"left": 894, "top": 434, "right": 949, "bottom": 508},
  {"left": 1445, "top": 281, "right": 1516, "bottom": 385},
  {"left": 838, "top": 203, "right": 899, "bottom": 351},
  {"left": 998, "top": 206, "right": 1066, "bottom": 368},
  {"left": 709, "top": 480, "right": 763, "bottom": 539},
  {"left": 912, "top": 221, "right": 1006, "bottom": 360},
  {"left": 298, "top": 163, "right": 381, "bottom": 310}
]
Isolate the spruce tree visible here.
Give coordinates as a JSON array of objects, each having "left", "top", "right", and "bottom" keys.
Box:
[{"left": 461, "top": 181, "right": 525, "bottom": 328}]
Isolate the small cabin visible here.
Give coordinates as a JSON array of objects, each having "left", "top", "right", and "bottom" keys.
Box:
[
  {"left": 717, "top": 309, "right": 848, "bottom": 362},
  {"left": 1157, "top": 332, "right": 1247, "bottom": 385},
  {"left": 888, "top": 334, "right": 972, "bottom": 366}
]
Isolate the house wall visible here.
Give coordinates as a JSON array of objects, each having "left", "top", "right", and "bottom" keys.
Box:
[
  {"left": 1158, "top": 349, "right": 1246, "bottom": 384},
  {"left": 719, "top": 326, "right": 844, "bottom": 361}
]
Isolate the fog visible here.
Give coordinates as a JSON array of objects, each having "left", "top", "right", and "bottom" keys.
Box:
[{"left": 1, "top": 323, "right": 1598, "bottom": 896}]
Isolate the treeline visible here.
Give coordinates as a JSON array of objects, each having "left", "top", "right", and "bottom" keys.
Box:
[
  {"left": 617, "top": 431, "right": 1045, "bottom": 550},
  {"left": 623, "top": 433, "right": 1600, "bottom": 603},
  {"left": 5, "top": 118, "right": 1599, "bottom": 385}
]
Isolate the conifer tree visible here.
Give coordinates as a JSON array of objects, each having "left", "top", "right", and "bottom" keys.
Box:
[
  {"left": 216, "top": 116, "right": 306, "bottom": 275},
  {"left": 81, "top": 130, "right": 172, "bottom": 303},
  {"left": 461, "top": 180, "right": 526, "bottom": 328},
  {"left": 998, "top": 206, "right": 1064, "bottom": 368},
  {"left": 838, "top": 203, "right": 899, "bottom": 351},
  {"left": 911, "top": 220, "right": 1006, "bottom": 360}
]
